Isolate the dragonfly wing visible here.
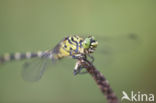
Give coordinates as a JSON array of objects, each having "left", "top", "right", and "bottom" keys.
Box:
[
  {"left": 97, "top": 33, "right": 141, "bottom": 54},
  {"left": 21, "top": 38, "right": 66, "bottom": 82},
  {"left": 21, "top": 51, "right": 53, "bottom": 82},
  {"left": 51, "top": 37, "right": 67, "bottom": 61},
  {"left": 95, "top": 33, "right": 141, "bottom": 67}
]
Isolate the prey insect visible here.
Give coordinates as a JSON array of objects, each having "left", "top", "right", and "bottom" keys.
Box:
[{"left": 0, "top": 35, "right": 98, "bottom": 81}]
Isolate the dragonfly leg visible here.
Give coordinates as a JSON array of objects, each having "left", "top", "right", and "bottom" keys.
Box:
[
  {"left": 72, "top": 54, "right": 86, "bottom": 60},
  {"left": 78, "top": 69, "right": 88, "bottom": 75},
  {"left": 73, "top": 60, "right": 88, "bottom": 76},
  {"left": 73, "top": 61, "right": 81, "bottom": 75},
  {"left": 87, "top": 54, "right": 94, "bottom": 63}
]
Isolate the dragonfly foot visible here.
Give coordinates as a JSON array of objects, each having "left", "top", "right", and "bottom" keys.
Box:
[{"left": 73, "top": 69, "right": 79, "bottom": 76}]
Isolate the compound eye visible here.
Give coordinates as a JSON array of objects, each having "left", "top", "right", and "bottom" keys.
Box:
[{"left": 84, "top": 41, "right": 88, "bottom": 45}]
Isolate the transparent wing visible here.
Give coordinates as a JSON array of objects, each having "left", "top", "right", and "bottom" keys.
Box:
[
  {"left": 95, "top": 33, "right": 141, "bottom": 67},
  {"left": 21, "top": 57, "right": 51, "bottom": 82},
  {"left": 21, "top": 38, "right": 66, "bottom": 82},
  {"left": 96, "top": 33, "right": 141, "bottom": 54},
  {"left": 21, "top": 51, "right": 56, "bottom": 82}
]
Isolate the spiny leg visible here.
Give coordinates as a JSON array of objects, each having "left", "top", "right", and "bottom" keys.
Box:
[
  {"left": 73, "top": 60, "right": 83, "bottom": 75},
  {"left": 73, "top": 60, "right": 88, "bottom": 76},
  {"left": 71, "top": 53, "right": 86, "bottom": 60},
  {"left": 87, "top": 54, "right": 94, "bottom": 63},
  {"left": 73, "top": 54, "right": 95, "bottom": 75}
]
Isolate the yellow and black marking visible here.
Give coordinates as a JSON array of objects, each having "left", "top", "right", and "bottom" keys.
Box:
[
  {"left": 0, "top": 35, "right": 98, "bottom": 78},
  {"left": 52, "top": 36, "right": 85, "bottom": 59},
  {"left": 0, "top": 51, "right": 45, "bottom": 64},
  {"left": 0, "top": 35, "right": 98, "bottom": 65}
]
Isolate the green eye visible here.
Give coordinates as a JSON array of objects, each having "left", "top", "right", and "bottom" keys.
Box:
[
  {"left": 82, "top": 38, "right": 90, "bottom": 49},
  {"left": 82, "top": 36, "right": 98, "bottom": 49}
]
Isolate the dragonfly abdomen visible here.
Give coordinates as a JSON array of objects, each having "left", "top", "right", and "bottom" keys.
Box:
[{"left": 0, "top": 51, "right": 44, "bottom": 64}]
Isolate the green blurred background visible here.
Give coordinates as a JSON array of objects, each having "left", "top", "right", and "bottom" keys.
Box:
[{"left": 0, "top": 0, "right": 156, "bottom": 103}]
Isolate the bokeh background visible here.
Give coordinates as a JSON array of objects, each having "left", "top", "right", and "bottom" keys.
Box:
[{"left": 0, "top": 0, "right": 156, "bottom": 103}]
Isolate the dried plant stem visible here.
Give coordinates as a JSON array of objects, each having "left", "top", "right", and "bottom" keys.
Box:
[{"left": 78, "top": 59, "right": 119, "bottom": 103}]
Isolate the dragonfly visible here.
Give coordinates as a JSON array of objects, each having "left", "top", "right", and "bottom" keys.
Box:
[
  {"left": 0, "top": 35, "right": 98, "bottom": 81},
  {"left": 0, "top": 34, "right": 140, "bottom": 82}
]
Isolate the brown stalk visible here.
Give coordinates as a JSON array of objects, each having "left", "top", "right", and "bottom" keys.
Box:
[{"left": 78, "top": 59, "right": 119, "bottom": 103}]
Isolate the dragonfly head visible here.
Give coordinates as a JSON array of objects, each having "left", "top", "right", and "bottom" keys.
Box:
[{"left": 82, "top": 36, "right": 98, "bottom": 53}]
